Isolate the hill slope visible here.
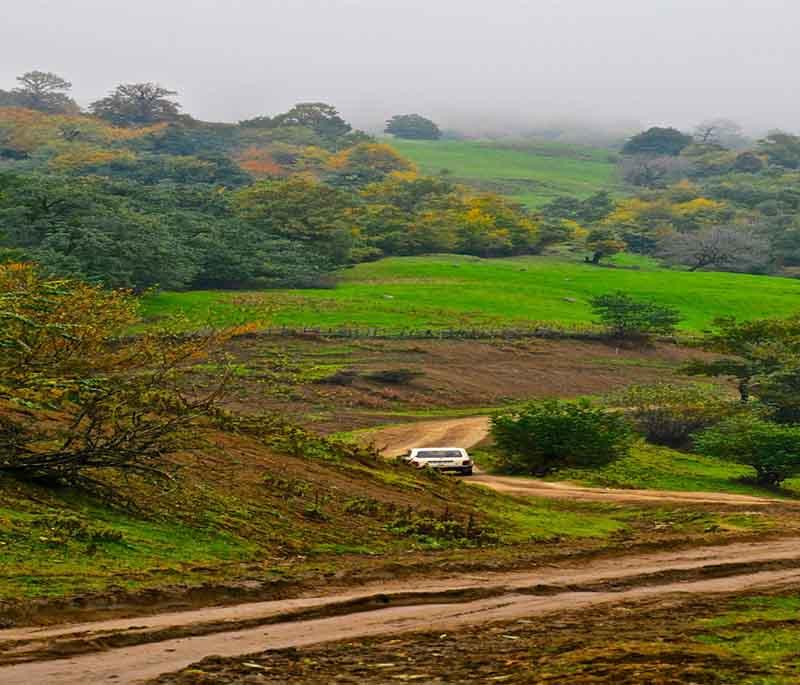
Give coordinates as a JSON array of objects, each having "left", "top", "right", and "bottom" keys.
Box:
[
  {"left": 143, "top": 254, "right": 800, "bottom": 333},
  {"left": 391, "top": 139, "right": 619, "bottom": 207}
]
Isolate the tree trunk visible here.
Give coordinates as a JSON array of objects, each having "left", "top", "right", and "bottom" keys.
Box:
[{"left": 738, "top": 378, "right": 750, "bottom": 403}]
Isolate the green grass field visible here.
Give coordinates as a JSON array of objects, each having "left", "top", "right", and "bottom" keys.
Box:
[
  {"left": 391, "top": 139, "right": 619, "bottom": 207},
  {"left": 142, "top": 254, "right": 800, "bottom": 334}
]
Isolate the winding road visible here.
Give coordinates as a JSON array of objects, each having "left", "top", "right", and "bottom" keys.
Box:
[{"left": 372, "top": 415, "right": 795, "bottom": 506}]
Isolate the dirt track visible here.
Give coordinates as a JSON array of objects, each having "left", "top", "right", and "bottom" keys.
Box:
[
  {"left": 372, "top": 416, "right": 795, "bottom": 506},
  {"left": 3, "top": 417, "right": 799, "bottom": 684},
  {"left": 3, "top": 538, "right": 800, "bottom": 685}
]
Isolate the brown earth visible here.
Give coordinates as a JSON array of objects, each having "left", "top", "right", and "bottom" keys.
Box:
[
  {"left": 2, "top": 538, "right": 800, "bottom": 685},
  {"left": 149, "top": 586, "right": 800, "bottom": 685},
  {"left": 210, "top": 336, "right": 718, "bottom": 432}
]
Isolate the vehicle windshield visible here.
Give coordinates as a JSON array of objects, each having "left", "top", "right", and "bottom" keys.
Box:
[{"left": 415, "top": 450, "right": 463, "bottom": 459}]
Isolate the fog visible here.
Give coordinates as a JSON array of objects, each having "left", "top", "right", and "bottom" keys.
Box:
[{"left": 2, "top": 0, "right": 797, "bottom": 137}]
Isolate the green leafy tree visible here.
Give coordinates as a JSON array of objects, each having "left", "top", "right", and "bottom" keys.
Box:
[
  {"left": 757, "top": 132, "right": 800, "bottom": 169},
  {"left": 695, "top": 415, "right": 800, "bottom": 487},
  {"left": 684, "top": 316, "right": 800, "bottom": 406},
  {"left": 491, "top": 400, "right": 634, "bottom": 476},
  {"left": 233, "top": 176, "right": 357, "bottom": 264},
  {"left": 622, "top": 127, "right": 693, "bottom": 157},
  {"left": 585, "top": 227, "right": 625, "bottom": 264},
  {"left": 385, "top": 114, "right": 442, "bottom": 140},
  {"left": 11, "top": 71, "right": 78, "bottom": 113},
  {"left": 272, "top": 103, "right": 352, "bottom": 139},
  {"left": 90, "top": 83, "right": 181, "bottom": 126},
  {"left": 590, "top": 291, "right": 681, "bottom": 341}
]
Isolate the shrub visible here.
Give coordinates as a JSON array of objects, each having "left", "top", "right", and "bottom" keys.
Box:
[
  {"left": 590, "top": 291, "right": 681, "bottom": 341},
  {"left": 490, "top": 400, "right": 634, "bottom": 476},
  {"left": 694, "top": 415, "right": 800, "bottom": 487},
  {"left": 608, "top": 383, "right": 738, "bottom": 447}
]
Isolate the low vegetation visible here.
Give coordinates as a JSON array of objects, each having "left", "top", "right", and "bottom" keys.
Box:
[{"left": 142, "top": 254, "right": 800, "bottom": 333}]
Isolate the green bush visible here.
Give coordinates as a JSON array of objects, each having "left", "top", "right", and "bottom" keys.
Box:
[
  {"left": 491, "top": 400, "right": 634, "bottom": 476},
  {"left": 608, "top": 383, "right": 738, "bottom": 447},
  {"left": 590, "top": 291, "right": 681, "bottom": 341},
  {"left": 694, "top": 415, "right": 800, "bottom": 487}
]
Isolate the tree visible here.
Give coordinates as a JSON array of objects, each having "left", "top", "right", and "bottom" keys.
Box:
[
  {"left": 608, "top": 383, "right": 739, "bottom": 447},
  {"left": 693, "top": 118, "right": 743, "bottom": 147},
  {"left": 732, "top": 152, "right": 765, "bottom": 173},
  {"left": 272, "top": 102, "right": 351, "bottom": 139},
  {"left": 757, "top": 132, "right": 800, "bottom": 169},
  {"left": 233, "top": 176, "right": 357, "bottom": 263},
  {"left": 622, "top": 127, "right": 693, "bottom": 157},
  {"left": 590, "top": 291, "right": 681, "bottom": 341},
  {"left": 585, "top": 227, "right": 625, "bottom": 264},
  {"left": 327, "top": 142, "right": 415, "bottom": 188},
  {"left": 684, "top": 315, "right": 800, "bottom": 405},
  {"left": 695, "top": 416, "right": 800, "bottom": 488},
  {"left": 621, "top": 155, "right": 692, "bottom": 188},
  {"left": 12, "top": 71, "right": 77, "bottom": 113},
  {"left": 385, "top": 114, "right": 442, "bottom": 140},
  {"left": 90, "top": 83, "right": 181, "bottom": 126},
  {"left": 490, "top": 400, "right": 633, "bottom": 476},
  {"left": 657, "top": 226, "right": 771, "bottom": 273},
  {"left": 0, "top": 263, "right": 230, "bottom": 495}
]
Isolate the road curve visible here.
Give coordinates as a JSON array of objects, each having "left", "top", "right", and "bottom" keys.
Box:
[{"left": 370, "top": 416, "right": 796, "bottom": 507}]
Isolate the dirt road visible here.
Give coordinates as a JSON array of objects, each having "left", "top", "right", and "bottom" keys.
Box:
[
  {"left": 371, "top": 416, "right": 794, "bottom": 506},
  {"left": 3, "top": 538, "right": 800, "bottom": 685},
  {"left": 3, "top": 417, "right": 798, "bottom": 684}
]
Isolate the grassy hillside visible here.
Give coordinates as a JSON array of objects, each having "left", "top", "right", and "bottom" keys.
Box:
[
  {"left": 391, "top": 139, "right": 619, "bottom": 207},
  {"left": 143, "top": 254, "right": 800, "bottom": 334}
]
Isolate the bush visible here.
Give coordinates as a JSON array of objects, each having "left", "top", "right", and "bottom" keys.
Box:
[
  {"left": 490, "top": 400, "right": 634, "bottom": 476},
  {"left": 590, "top": 291, "right": 681, "bottom": 341},
  {"left": 365, "top": 368, "right": 424, "bottom": 385},
  {"left": 608, "top": 383, "right": 738, "bottom": 447},
  {"left": 694, "top": 415, "right": 800, "bottom": 487}
]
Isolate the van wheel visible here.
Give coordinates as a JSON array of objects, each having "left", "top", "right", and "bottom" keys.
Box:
[{"left": 461, "top": 467, "right": 473, "bottom": 476}]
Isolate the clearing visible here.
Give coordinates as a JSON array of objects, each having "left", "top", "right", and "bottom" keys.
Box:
[
  {"left": 390, "top": 138, "right": 619, "bottom": 207},
  {"left": 142, "top": 254, "right": 800, "bottom": 333}
]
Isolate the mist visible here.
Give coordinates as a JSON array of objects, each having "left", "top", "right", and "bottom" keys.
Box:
[{"left": 2, "top": 0, "right": 797, "bottom": 137}]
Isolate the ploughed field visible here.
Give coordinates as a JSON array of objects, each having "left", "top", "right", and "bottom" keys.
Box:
[{"left": 142, "top": 254, "right": 800, "bottom": 334}]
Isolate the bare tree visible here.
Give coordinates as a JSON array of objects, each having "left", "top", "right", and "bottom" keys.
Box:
[
  {"left": 693, "top": 118, "right": 745, "bottom": 148},
  {"left": 621, "top": 155, "right": 693, "bottom": 188},
  {"left": 657, "top": 226, "right": 771, "bottom": 273}
]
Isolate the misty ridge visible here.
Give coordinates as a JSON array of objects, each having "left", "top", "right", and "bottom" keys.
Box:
[{"left": 2, "top": 0, "right": 798, "bottom": 141}]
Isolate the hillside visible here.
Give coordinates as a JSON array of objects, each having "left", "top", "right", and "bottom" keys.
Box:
[
  {"left": 143, "top": 254, "right": 800, "bottom": 333},
  {"left": 391, "top": 139, "right": 620, "bottom": 207}
]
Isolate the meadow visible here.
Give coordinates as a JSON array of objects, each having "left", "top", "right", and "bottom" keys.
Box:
[
  {"left": 390, "top": 138, "right": 620, "bottom": 207},
  {"left": 142, "top": 254, "right": 800, "bottom": 334}
]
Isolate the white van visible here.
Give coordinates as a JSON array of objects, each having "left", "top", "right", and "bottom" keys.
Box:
[{"left": 403, "top": 447, "right": 473, "bottom": 476}]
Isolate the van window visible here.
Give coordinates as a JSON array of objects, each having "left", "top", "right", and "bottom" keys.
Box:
[{"left": 417, "top": 450, "right": 462, "bottom": 458}]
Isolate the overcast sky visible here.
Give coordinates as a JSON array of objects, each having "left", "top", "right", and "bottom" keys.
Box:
[{"left": 2, "top": 0, "right": 797, "bottom": 135}]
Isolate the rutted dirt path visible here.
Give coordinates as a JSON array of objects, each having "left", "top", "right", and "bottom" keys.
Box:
[
  {"left": 3, "top": 539, "right": 800, "bottom": 685},
  {"left": 372, "top": 416, "right": 796, "bottom": 506}
]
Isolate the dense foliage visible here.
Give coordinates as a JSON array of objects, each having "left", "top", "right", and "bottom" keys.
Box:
[
  {"left": 0, "top": 263, "right": 229, "bottom": 495},
  {"left": 385, "top": 114, "right": 442, "bottom": 140},
  {"left": 609, "top": 383, "right": 737, "bottom": 447},
  {"left": 695, "top": 415, "right": 800, "bottom": 487},
  {"left": 0, "top": 73, "right": 555, "bottom": 290},
  {"left": 490, "top": 400, "right": 634, "bottom": 475}
]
